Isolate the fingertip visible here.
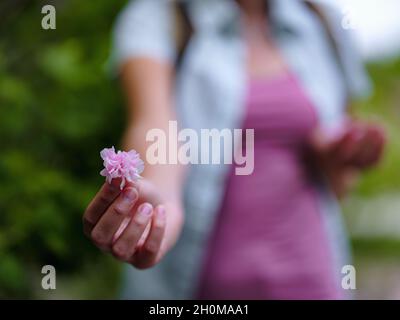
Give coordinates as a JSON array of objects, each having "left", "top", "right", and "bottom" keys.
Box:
[
  {"left": 102, "top": 179, "right": 122, "bottom": 197},
  {"left": 138, "top": 202, "right": 153, "bottom": 217},
  {"left": 109, "top": 177, "right": 122, "bottom": 188},
  {"left": 122, "top": 186, "right": 139, "bottom": 202}
]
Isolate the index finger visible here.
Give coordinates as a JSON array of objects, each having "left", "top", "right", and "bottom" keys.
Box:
[{"left": 83, "top": 178, "right": 122, "bottom": 235}]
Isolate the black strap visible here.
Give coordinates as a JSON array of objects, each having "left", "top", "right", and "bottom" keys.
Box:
[
  {"left": 304, "top": 1, "right": 349, "bottom": 102},
  {"left": 174, "top": 1, "right": 193, "bottom": 69}
]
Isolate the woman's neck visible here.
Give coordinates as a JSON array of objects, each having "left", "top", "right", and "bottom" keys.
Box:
[
  {"left": 237, "top": 0, "right": 269, "bottom": 37},
  {"left": 236, "top": 0, "right": 267, "bottom": 22}
]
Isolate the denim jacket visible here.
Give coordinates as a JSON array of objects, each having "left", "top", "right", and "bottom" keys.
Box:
[{"left": 112, "top": 0, "right": 371, "bottom": 299}]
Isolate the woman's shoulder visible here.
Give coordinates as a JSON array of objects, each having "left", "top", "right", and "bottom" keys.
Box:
[{"left": 112, "top": 0, "right": 176, "bottom": 67}]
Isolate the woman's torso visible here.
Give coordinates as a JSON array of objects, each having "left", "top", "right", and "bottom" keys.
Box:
[
  {"left": 116, "top": 0, "right": 369, "bottom": 299},
  {"left": 197, "top": 73, "right": 341, "bottom": 299}
]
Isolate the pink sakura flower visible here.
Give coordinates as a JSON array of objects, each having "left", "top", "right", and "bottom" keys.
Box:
[{"left": 100, "top": 146, "right": 144, "bottom": 190}]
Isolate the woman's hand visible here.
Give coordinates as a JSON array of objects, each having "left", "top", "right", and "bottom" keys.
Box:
[
  {"left": 83, "top": 178, "right": 181, "bottom": 269},
  {"left": 310, "top": 121, "right": 386, "bottom": 197},
  {"left": 86, "top": 57, "right": 186, "bottom": 268}
]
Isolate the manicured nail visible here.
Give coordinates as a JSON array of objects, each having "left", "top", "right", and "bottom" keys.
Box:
[
  {"left": 115, "top": 188, "right": 137, "bottom": 214},
  {"left": 122, "top": 188, "right": 138, "bottom": 202},
  {"left": 139, "top": 203, "right": 152, "bottom": 216},
  {"left": 110, "top": 178, "right": 122, "bottom": 190}
]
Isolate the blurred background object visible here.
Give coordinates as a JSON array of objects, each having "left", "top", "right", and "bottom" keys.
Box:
[
  {"left": 328, "top": 0, "right": 400, "bottom": 300},
  {"left": 333, "top": 0, "right": 400, "bottom": 60},
  {"left": 0, "top": 0, "right": 127, "bottom": 299},
  {"left": 0, "top": 0, "right": 399, "bottom": 299}
]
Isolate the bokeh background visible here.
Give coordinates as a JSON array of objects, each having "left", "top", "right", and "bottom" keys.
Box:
[{"left": 1, "top": 0, "right": 399, "bottom": 299}]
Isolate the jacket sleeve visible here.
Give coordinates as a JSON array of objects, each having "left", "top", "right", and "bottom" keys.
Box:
[{"left": 111, "top": 0, "right": 176, "bottom": 70}]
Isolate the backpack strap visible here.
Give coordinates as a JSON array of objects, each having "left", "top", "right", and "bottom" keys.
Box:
[
  {"left": 304, "top": 1, "right": 349, "bottom": 102},
  {"left": 173, "top": 1, "right": 193, "bottom": 69},
  {"left": 305, "top": 2, "right": 341, "bottom": 61}
]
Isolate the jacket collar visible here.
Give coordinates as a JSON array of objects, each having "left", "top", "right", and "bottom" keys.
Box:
[{"left": 186, "top": 0, "right": 300, "bottom": 37}]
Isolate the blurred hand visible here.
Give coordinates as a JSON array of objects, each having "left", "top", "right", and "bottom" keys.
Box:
[
  {"left": 83, "top": 178, "right": 174, "bottom": 269},
  {"left": 310, "top": 121, "right": 386, "bottom": 197}
]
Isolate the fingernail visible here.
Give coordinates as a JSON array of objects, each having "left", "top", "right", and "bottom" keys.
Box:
[
  {"left": 123, "top": 188, "right": 138, "bottom": 202},
  {"left": 115, "top": 189, "right": 137, "bottom": 213},
  {"left": 110, "top": 178, "right": 122, "bottom": 190},
  {"left": 139, "top": 203, "right": 152, "bottom": 216}
]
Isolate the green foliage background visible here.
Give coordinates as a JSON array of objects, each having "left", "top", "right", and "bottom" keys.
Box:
[
  {"left": 0, "top": 0, "right": 399, "bottom": 298},
  {"left": 0, "top": 0, "right": 127, "bottom": 298}
]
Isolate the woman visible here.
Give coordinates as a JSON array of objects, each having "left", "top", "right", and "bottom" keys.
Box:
[{"left": 82, "top": 0, "right": 385, "bottom": 299}]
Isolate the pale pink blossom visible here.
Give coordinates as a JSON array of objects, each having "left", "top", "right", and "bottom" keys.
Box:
[{"left": 100, "top": 146, "right": 144, "bottom": 189}]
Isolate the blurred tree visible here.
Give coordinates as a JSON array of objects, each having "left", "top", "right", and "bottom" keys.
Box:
[
  {"left": 0, "top": 0, "right": 127, "bottom": 298},
  {"left": 353, "top": 58, "right": 400, "bottom": 195}
]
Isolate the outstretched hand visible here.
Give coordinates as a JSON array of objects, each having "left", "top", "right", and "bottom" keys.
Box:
[{"left": 83, "top": 178, "right": 169, "bottom": 269}]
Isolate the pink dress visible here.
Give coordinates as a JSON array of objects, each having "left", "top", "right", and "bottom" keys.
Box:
[{"left": 197, "top": 73, "right": 341, "bottom": 299}]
